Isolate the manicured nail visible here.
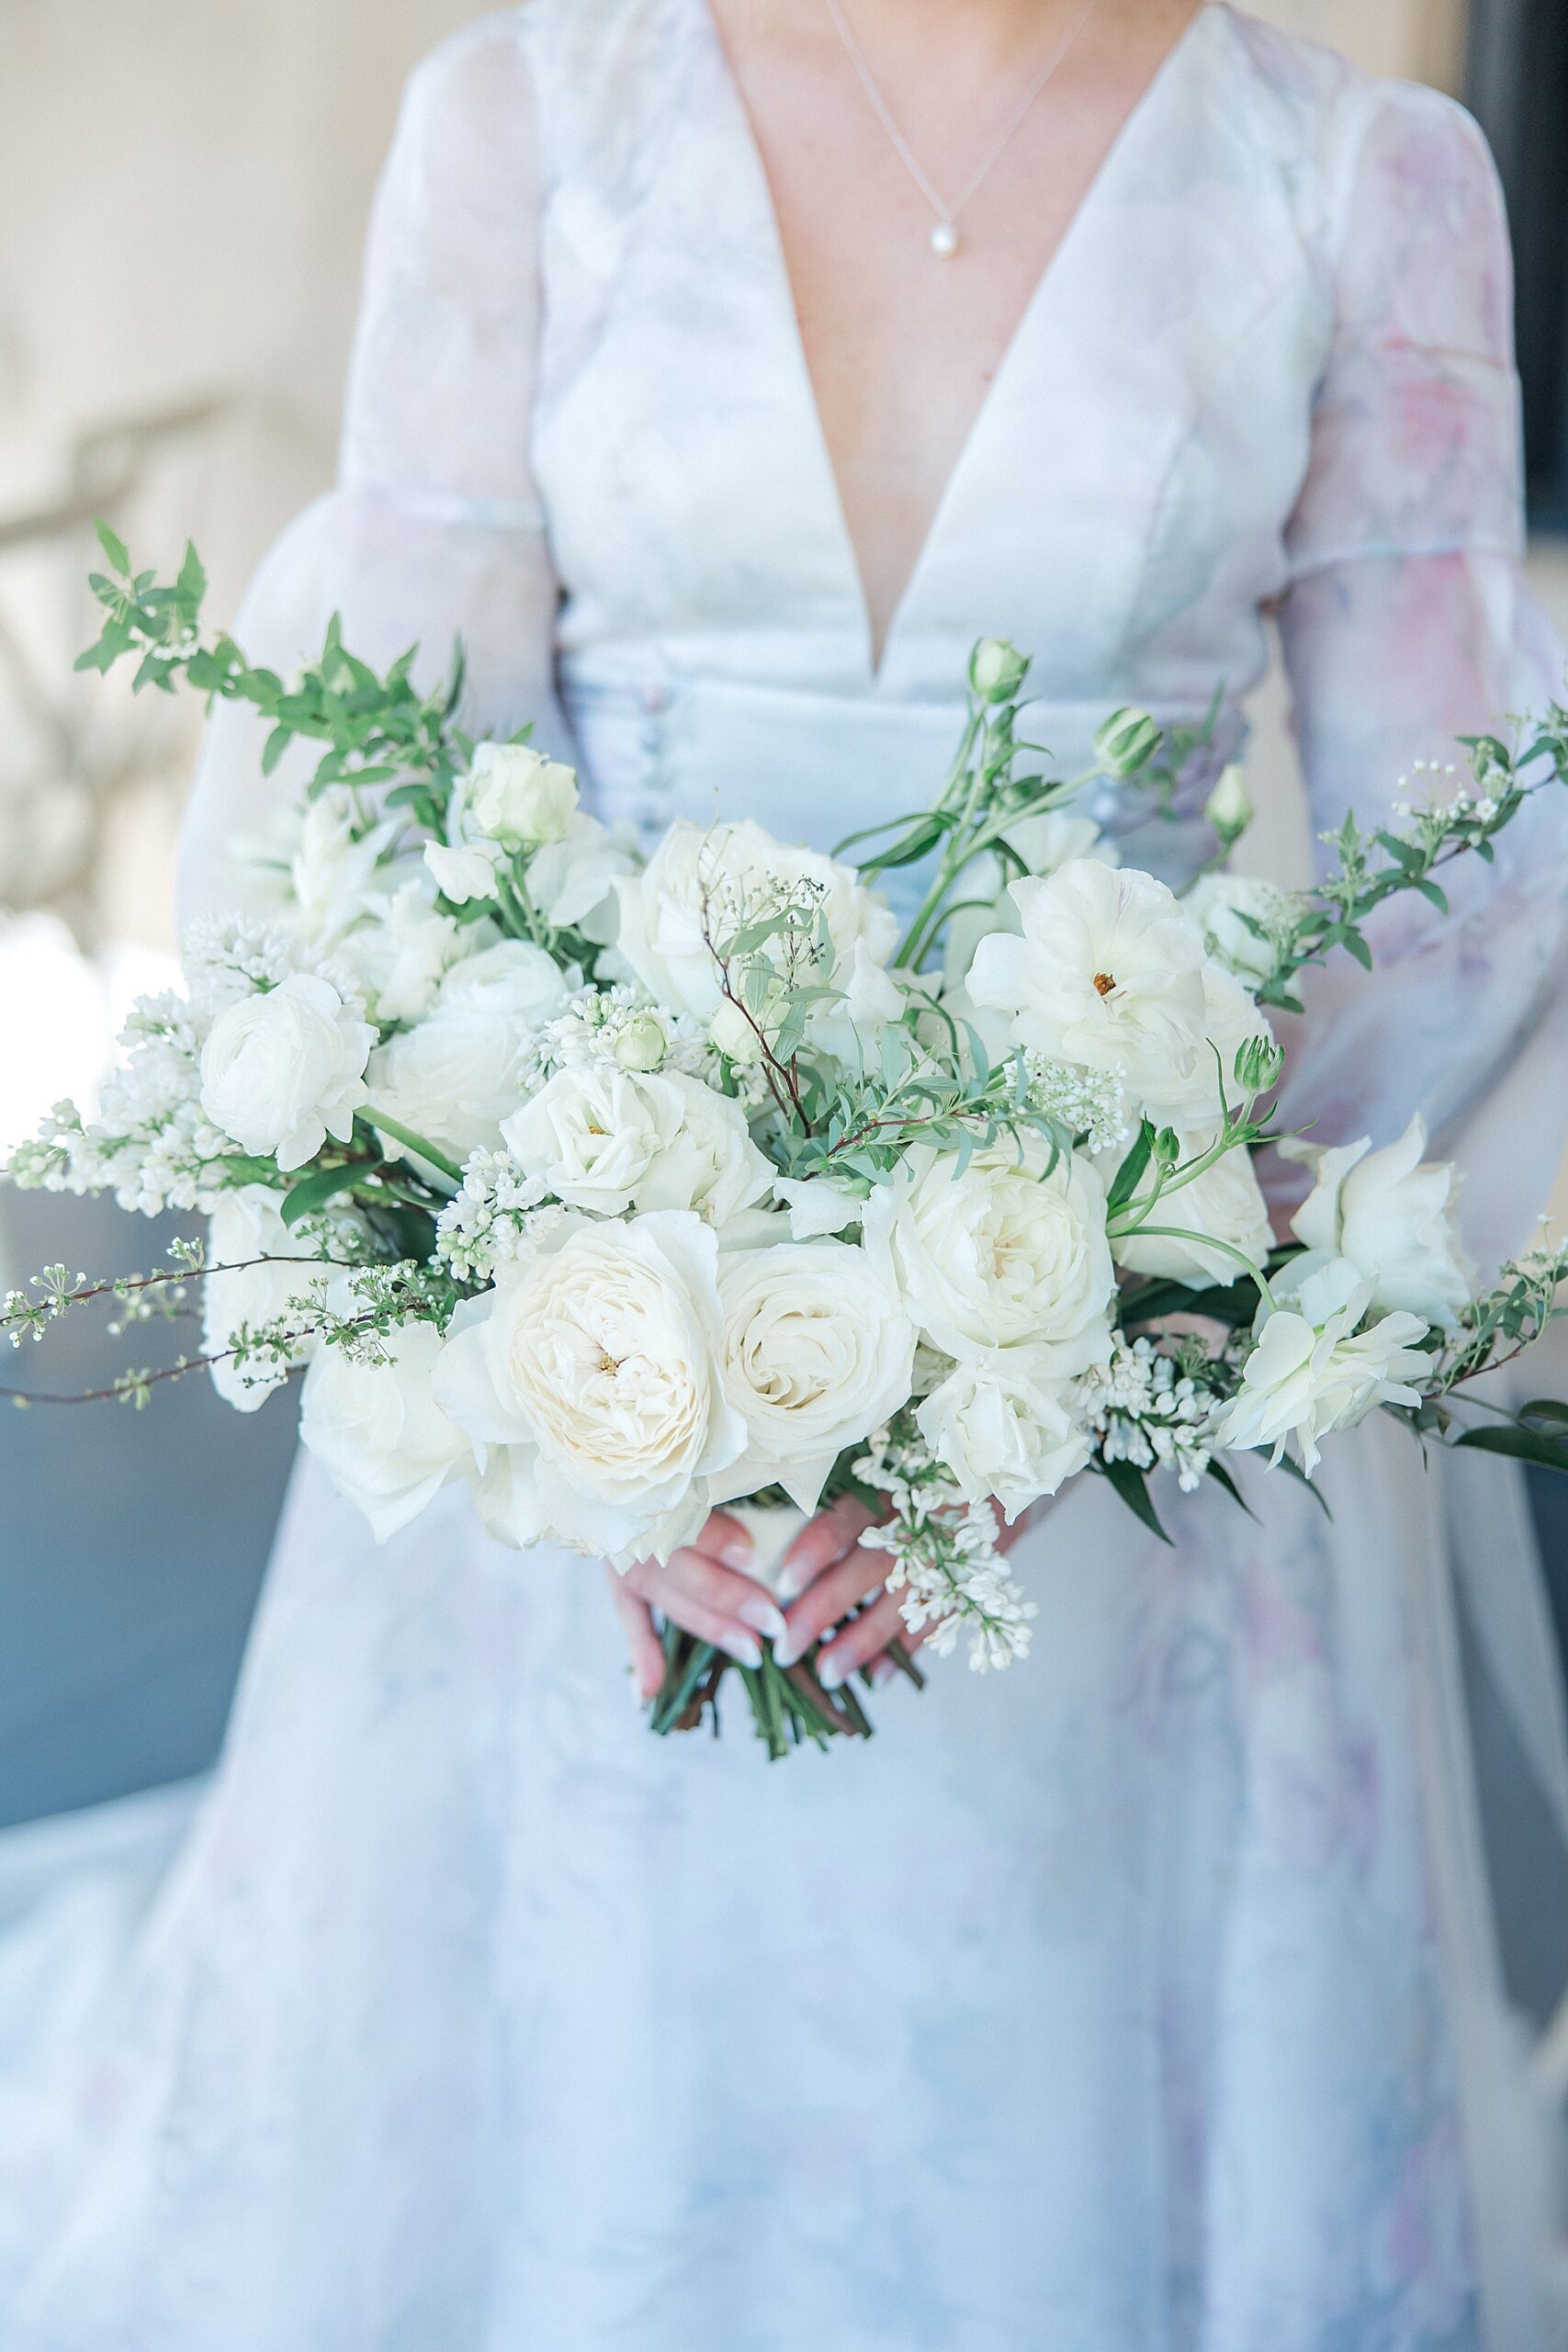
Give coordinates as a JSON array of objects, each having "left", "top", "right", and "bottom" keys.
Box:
[
  {"left": 776, "top": 1555, "right": 813, "bottom": 1603},
  {"left": 721, "top": 1536, "right": 754, "bottom": 1568},
  {"left": 818, "top": 1649, "right": 846, "bottom": 1690},
  {"left": 725, "top": 1633, "right": 763, "bottom": 1670},
  {"left": 739, "top": 1596, "right": 787, "bottom": 1643},
  {"left": 773, "top": 1623, "right": 807, "bottom": 1669},
  {"left": 870, "top": 1657, "right": 897, "bottom": 1690}
]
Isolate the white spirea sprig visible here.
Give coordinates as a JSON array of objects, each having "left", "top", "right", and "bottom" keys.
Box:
[
  {"left": 1075, "top": 1334, "right": 1230, "bottom": 1494},
  {"left": 853, "top": 1423, "right": 1036, "bottom": 1670},
  {"left": 1023, "top": 1052, "right": 1131, "bottom": 1156}
]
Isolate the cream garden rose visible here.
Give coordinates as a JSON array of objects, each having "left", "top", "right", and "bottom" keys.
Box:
[
  {"left": 299, "top": 1320, "right": 470, "bottom": 1543},
  {"left": 432, "top": 1210, "right": 748, "bottom": 1564},
  {"left": 368, "top": 942, "right": 571, "bottom": 1166},
  {"left": 916, "top": 1343, "right": 1094, "bottom": 1520},
  {"left": 709, "top": 1239, "right": 917, "bottom": 1512},
  {"left": 863, "top": 1133, "right": 1115, "bottom": 1363},
  {"left": 199, "top": 972, "right": 376, "bottom": 1172},
  {"left": 612, "top": 818, "right": 899, "bottom": 1021},
  {"left": 502, "top": 1065, "right": 773, "bottom": 1228}
]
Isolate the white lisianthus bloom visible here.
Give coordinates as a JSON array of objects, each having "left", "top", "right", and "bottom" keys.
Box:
[
  {"left": 863, "top": 1133, "right": 1115, "bottom": 1362},
  {"left": 916, "top": 1342, "right": 1095, "bottom": 1520},
  {"left": 1284, "top": 1115, "right": 1474, "bottom": 1329},
  {"left": 203, "top": 1184, "right": 322, "bottom": 1410},
  {"left": 1108, "top": 1127, "right": 1274, "bottom": 1288},
  {"left": 368, "top": 941, "right": 571, "bottom": 1166},
  {"left": 300, "top": 1321, "right": 470, "bottom": 1543},
  {"left": 1183, "top": 872, "right": 1292, "bottom": 990},
  {"left": 611, "top": 818, "right": 898, "bottom": 1021},
  {"left": 424, "top": 839, "right": 504, "bottom": 907},
  {"left": 199, "top": 972, "right": 375, "bottom": 1172},
  {"left": 528, "top": 811, "right": 637, "bottom": 936},
  {"left": 464, "top": 741, "right": 579, "bottom": 850},
  {"left": 432, "top": 1210, "right": 748, "bottom": 1564},
  {"left": 708, "top": 1239, "right": 917, "bottom": 1513},
  {"left": 965, "top": 860, "right": 1209, "bottom": 1104},
  {"left": 334, "top": 880, "right": 474, "bottom": 1024},
  {"left": 1138, "top": 965, "right": 1277, "bottom": 1129},
  {"left": 1215, "top": 1253, "right": 1430, "bottom": 1475},
  {"left": 942, "top": 814, "right": 1120, "bottom": 990},
  {"left": 502, "top": 1065, "right": 772, "bottom": 1227}
]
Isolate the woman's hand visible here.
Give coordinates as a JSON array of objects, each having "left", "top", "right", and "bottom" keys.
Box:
[
  {"left": 771, "top": 1495, "right": 929, "bottom": 1691},
  {"left": 607, "top": 1510, "right": 789, "bottom": 1702}
]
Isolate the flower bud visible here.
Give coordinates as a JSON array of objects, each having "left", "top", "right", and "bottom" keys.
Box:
[
  {"left": 466, "top": 742, "right": 579, "bottom": 850},
  {"left": 1093, "top": 707, "right": 1161, "bottom": 780},
  {"left": 614, "top": 1011, "right": 669, "bottom": 1073},
  {"left": 1234, "top": 1034, "right": 1285, "bottom": 1097},
  {"left": 1205, "top": 763, "right": 1254, "bottom": 849},
  {"left": 708, "top": 998, "right": 764, "bottom": 1067},
  {"left": 968, "top": 638, "right": 1031, "bottom": 704}
]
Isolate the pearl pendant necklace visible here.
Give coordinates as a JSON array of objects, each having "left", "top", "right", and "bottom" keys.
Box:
[{"left": 825, "top": 0, "right": 1106, "bottom": 258}]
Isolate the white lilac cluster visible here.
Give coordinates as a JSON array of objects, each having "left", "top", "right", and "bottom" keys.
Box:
[
  {"left": 1023, "top": 1051, "right": 1130, "bottom": 1156},
  {"left": 434, "top": 1153, "right": 552, "bottom": 1285},
  {"left": 532, "top": 983, "right": 714, "bottom": 1089},
  {"left": 1075, "top": 1335, "right": 1223, "bottom": 1495},
  {"left": 14, "top": 995, "right": 233, "bottom": 1216},
  {"left": 853, "top": 1425, "right": 1036, "bottom": 1671}
]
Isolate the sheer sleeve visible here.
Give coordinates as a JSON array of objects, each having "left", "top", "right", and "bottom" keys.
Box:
[
  {"left": 178, "top": 15, "right": 563, "bottom": 921},
  {"left": 1271, "top": 84, "right": 1568, "bottom": 1265}
]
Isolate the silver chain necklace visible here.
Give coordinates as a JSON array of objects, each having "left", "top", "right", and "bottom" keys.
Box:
[{"left": 823, "top": 0, "right": 1106, "bottom": 258}]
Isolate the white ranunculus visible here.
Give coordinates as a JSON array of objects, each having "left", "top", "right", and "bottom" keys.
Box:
[
  {"left": 1183, "top": 872, "right": 1292, "bottom": 990},
  {"left": 300, "top": 1320, "right": 470, "bottom": 1542},
  {"left": 965, "top": 859, "right": 1209, "bottom": 1105},
  {"left": 1137, "top": 965, "right": 1277, "bottom": 1130},
  {"left": 465, "top": 741, "right": 579, "bottom": 850},
  {"left": 424, "top": 838, "right": 503, "bottom": 906},
  {"left": 203, "top": 1184, "right": 322, "bottom": 1411},
  {"left": 502, "top": 1065, "right": 772, "bottom": 1228},
  {"left": 335, "top": 880, "right": 474, "bottom": 1024},
  {"left": 863, "top": 1133, "right": 1115, "bottom": 1363},
  {"left": 708, "top": 1239, "right": 917, "bottom": 1513},
  {"left": 1284, "top": 1115, "right": 1474, "bottom": 1329},
  {"left": 916, "top": 1343, "right": 1094, "bottom": 1519},
  {"left": 199, "top": 972, "right": 375, "bottom": 1172},
  {"left": 1109, "top": 1128, "right": 1274, "bottom": 1288},
  {"left": 432, "top": 1210, "right": 748, "bottom": 1564},
  {"left": 611, "top": 817, "right": 899, "bottom": 1021},
  {"left": 528, "top": 812, "right": 637, "bottom": 937},
  {"left": 1215, "top": 1252, "right": 1430, "bottom": 1476},
  {"left": 367, "top": 940, "right": 571, "bottom": 1166}
]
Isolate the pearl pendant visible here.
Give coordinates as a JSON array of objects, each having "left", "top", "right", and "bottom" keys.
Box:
[{"left": 930, "top": 220, "right": 961, "bottom": 259}]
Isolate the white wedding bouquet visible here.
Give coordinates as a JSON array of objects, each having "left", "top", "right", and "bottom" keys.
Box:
[{"left": 6, "top": 531, "right": 1568, "bottom": 1755}]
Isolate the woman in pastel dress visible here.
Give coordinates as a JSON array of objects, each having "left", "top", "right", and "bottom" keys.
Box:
[{"left": 3, "top": 3, "right": 1567, "bottom": 2345}]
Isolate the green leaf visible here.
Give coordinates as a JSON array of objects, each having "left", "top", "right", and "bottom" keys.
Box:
[
  {"left": 1205, "top": 1457, "right": 1259, "bottom": 1521},
  {"left": 1271, "top": 1450, "right": 1334, "bottom": 1517},
  {"left": 95, "top": 519, "right": 130, "bottom": 575},
  {"left": 1518, "top": 1398, "right": 1568, "bottom": 1429},
  {"left": 280, "top": 1160, "right": 375, "bottom": 1228},
  {"left": 1454, "top": 1423, "right": 1568, "bottom": 1476},
  {"left": 175, "top": 540, "right": 207, "bottom": 609},
  {"left": 1098, "top": 1455, "right": 1172, "bottom": 1544},
  {"left": 1105, "top": 1122, "right": 1155, "bottom": 1216}
]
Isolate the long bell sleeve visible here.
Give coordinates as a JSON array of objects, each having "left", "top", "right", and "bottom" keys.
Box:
[
  {"left": 1271, "top": 84, "right": 1568, "bottom": 1265},
  {"left": 178, "top": 17, "right": 562, "bottom": 922}
]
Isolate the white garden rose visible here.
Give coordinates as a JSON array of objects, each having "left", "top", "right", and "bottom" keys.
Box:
[
  {"left": 368, "top": 941, "right": 571, "bottom": 1167},
  {"left": 1284, "top": 1114, "right": 1474, "bottom": 1329},
  {"left": 863, "top": 1133, "right": 1115, "bottom": 1363},
  {"left": 611, "top": 818, "right": 898, "bottom": 1021},
  {"left": 199, "top": 972, "right": 375, "bottom": 1172},
  {"left": 964, "top": 859, "right": 1209, "bottom": 1104},
  {"left": 916, "top": 1343, "right": 1094, "bottom": 1519},
  {"left": 708, "top": 1239, "right": 917, "bottom": 1513},
  {"left": 1215, "top": 1253, "right": 1429, "bottom": 1475},
  {"left": 528, "top": 811, "right": 637, "bottom": 936},
  {"left": 1138, "top": 965, "right": 1277, "bottom": 1129},
  {"left": 1109, "top": 1127, "right": 1274, "bottom": 1288},
  {"left": 203, "top": 1184, "right": 323, "bottom": 1411},
  {"left": 334, "top": 880, "right": 473, "bottom": 1024},
  {"left": 1183, "top": 872, "right": 1292, "bottom": 990},
  {"left": 464, "top": 741, "right": 579, "bottom": 849},
  {"left": 432, "top": 1210, "right": 748, "bottom": 1564},
  {"left": 300, "top": 1320, "right": 469, "bottom": 1543},
  {"left": 502, "top": 1065, "right": 772, "bottom": 1228}
]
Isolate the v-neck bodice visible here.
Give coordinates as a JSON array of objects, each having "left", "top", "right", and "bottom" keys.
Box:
[{"left": 521, "top": 1, "right": 1352, "bottom": 888}]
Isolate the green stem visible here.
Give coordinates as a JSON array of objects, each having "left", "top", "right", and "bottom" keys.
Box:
[{"left": 361, "top": 1108, "right": 463, "bottom": 1185}]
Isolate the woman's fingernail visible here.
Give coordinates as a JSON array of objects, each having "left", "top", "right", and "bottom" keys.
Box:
[
  {"left": 773, "top": 1623, "right": 807, "bottom": 1669},
  {"left": 739, "top": 1596, "right": 787, "bottom": 1643},
  {"left": 818, "top": 1650, "right": 846, "bottom": 1690},
  {"left": 870, "top": 1657, "right": 897, "bottom": 1690},
  {"left": 721, "top": 1537, "right": 754, "bottom": 1568},
  {"left": 726, "top": 1634, "right": 763, "bottom": 1670},
  {"left": 775, "top": 1557, "right": 813, "bottom": 1603}
]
